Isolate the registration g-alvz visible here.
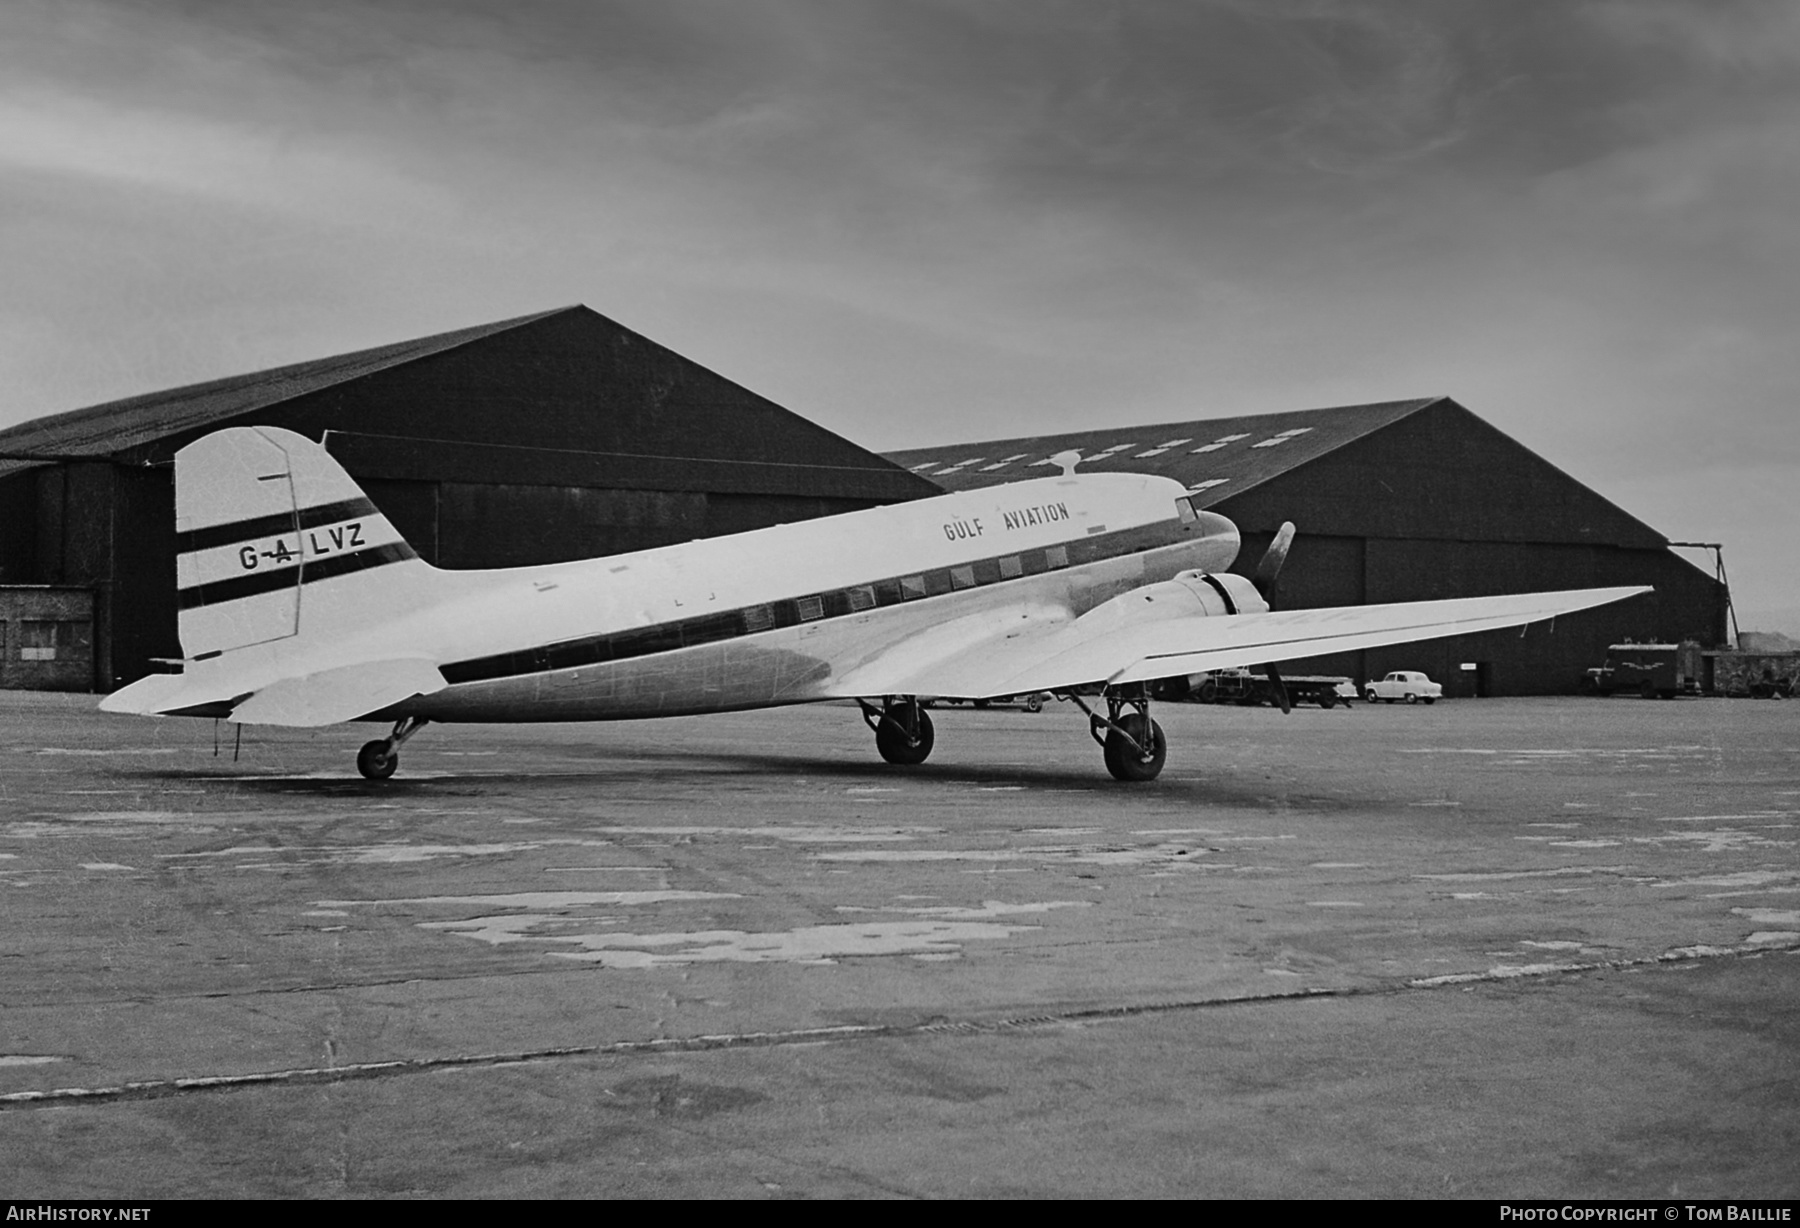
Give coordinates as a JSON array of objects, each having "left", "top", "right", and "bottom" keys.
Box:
[{"left": 237, "top": 522, "right": 367, "bottom": 571}]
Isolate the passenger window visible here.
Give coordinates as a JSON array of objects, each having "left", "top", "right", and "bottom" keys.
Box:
[
  {"left": 950, "top": 566, "right": 975, "bottom": 590},
  {"left": 1045, "top": 546, "right": 1069, "bottom": 569},
  {"left": 796, "top": 596, "right": 824, "bottom": 622},
  {"left": 901, "top": 575, "right": 927, "bottom": 600},
  {"left": 999, "top": 556, "right": 1022, "bottom": 579}
]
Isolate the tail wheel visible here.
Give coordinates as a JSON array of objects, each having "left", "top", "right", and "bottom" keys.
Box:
[
  {"left": 876, "top": 701, "right": 935, "bottom": 765},
  {"left": 357, "top": 740, "right": 398, "bottom": 780},
  {"left": 1103, "top": 714, "right": 1166, "bottom": 782}
]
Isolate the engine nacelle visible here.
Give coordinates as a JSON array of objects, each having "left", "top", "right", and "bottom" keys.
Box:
[{"left": 1073, "top": 570, "right": 1267, "bottom": 637}]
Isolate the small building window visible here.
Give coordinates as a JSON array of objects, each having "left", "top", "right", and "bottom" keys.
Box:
[{"left": 20, "top": 621, "right": 89, "bottom": 662}]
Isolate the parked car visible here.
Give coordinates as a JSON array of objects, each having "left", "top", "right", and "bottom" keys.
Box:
[{"left": 1364, "top": 671, "right": 1442, "bottom": 704}]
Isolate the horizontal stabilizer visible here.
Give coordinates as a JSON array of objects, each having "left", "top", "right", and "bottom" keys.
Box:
[
  {"left": 228, "top": 659, "right": 447, "bottom": 727},
  {"left": 100, "top": 672, "right": 238, "bottom": 718}
]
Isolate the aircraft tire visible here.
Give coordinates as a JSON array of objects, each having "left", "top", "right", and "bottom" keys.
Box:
[
  {"left": 357, "top": 740, "right": 398, "bottom": 780},
  {"left": 876, "top": 703, "right": 934, "bottom": 765},
  {"left": 1104, "top": 715, "right": 1166, "bottom": 782}
]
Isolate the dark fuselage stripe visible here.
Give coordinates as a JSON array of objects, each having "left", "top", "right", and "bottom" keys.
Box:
[
  {"left": 439, "top": 518, "right": 1193, "bottom": 687},
  {"left": 175, "top": 498, "right": 381, "bottom": 556},
  {"left": 177, "top": 542, "right": 418, "bottom": 610}
]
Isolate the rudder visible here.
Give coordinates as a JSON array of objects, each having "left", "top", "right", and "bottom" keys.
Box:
[{"left": 174, "top": 427, "right": 431, "bottom": 658}]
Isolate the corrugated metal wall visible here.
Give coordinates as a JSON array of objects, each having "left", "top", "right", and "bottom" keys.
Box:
[{"left": 1214, "top": 405, "right": 1726, "bottom": 695}]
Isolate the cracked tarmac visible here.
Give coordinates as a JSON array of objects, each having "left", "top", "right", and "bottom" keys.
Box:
[{"left": 1, "top": 692, "right": 1796, "bottom": 1197}]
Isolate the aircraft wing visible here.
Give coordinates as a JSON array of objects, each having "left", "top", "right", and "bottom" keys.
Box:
[{"left": 825, "top": 586, "right": 1649, "bottom": 699}]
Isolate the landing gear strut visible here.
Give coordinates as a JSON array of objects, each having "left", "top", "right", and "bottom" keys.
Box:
[
  {"left": 859, "top": 697, "right": 934, "bottom": 765},
  {"left": 357, "top": 716, "right": 428, "bottom": 780},
  {"left": 1069, "top": 686, "right": 1167, "bottom": 782}
]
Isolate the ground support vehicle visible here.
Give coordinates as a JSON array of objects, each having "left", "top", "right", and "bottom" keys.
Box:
[
  {"left": 928, "top": 693, "right": 1052, "bottom": 712},
  {"left": 1579, "top": 642, "right": 1703, "bottom": 699},
  {"left": 1192, "top": 668, "right": 1351, "bottom": 709}
]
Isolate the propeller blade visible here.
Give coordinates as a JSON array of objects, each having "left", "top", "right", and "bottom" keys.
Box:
[
  {"left": 1265, "top": 662, "right": 1292, "bottom": 715},
  {"left": 1254, "top": 522, "right": 1296, "bottom": 713},
  {"left": 1253, "top": 521, "right": 1297, "bottom": 604}
]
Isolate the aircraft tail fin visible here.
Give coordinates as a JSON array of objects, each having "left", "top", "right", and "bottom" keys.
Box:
[{"left": 171, "top": 426, "right": 440, "bottom": 660}]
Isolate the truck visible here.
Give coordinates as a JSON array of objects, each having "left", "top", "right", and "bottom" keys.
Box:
[
  {"left": 1578, "top": 642, "right": 1703, "bottom": 699},
  {"left": 1189, "top": 668, "right": 1353, "bottom": 709}
]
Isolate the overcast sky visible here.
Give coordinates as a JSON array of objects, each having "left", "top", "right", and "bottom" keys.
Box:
[{"left": 2, "top": 0, "right": 1796, "bottom": 627}]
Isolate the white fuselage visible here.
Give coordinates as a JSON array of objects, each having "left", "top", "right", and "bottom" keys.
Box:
[{"left": 356, "top": 471, "right": 1238, "bottom": 722}]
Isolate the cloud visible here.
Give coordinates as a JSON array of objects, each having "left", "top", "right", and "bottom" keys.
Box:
[
  {"left": 0, "top": 87, "right": 458, "bottom": 229},
  {"left": 0, "top": 0, "right": 1795, "bottom": 613}
]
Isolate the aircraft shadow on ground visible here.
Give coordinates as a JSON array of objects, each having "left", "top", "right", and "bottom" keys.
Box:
[{"left": 134, "top": 751, "right": 1337, "bottom": 811}]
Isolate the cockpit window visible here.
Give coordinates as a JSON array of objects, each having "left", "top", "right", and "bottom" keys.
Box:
[{"left": 1175, "top": 496, "right": 1198, "bottom": 524}]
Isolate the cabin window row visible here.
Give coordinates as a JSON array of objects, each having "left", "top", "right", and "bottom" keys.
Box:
[{"left": 442, "top": 538, "right": 1098, "bottom": 685}]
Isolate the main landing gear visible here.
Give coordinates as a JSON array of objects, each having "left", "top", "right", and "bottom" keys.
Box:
[
  {"left": 356, "top": 716, "right": 428, "bottom": 780},
  {"left": 859, "top": 697, "right": 934, "bottom": 765},
  {"left": 1068, "top": 686, "right": 1167, "bottom": 782},
  {"left": 859, "top": 688, "right": 1167, "bottom": 781}
]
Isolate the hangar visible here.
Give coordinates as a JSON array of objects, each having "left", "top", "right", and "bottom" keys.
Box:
[
  {"left": 885, "top": 399, "right": 1728, "bottom": 697},
  {"left": 0, "top": 306, "right": 938, "bottom": 691},
  {"left": 0, "top": 306, "right": 1725, "bottom": 699}
]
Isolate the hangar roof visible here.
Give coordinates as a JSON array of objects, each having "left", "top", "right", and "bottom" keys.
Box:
[
  {"left": 884, "top": 397, "right": 1439, "bottom": 504},
  {"left": 0, "top": 308, "right": 939, "bottom": 504},
  {"left": 886, "top": 395, "right": 1675, "bottom": 551},
  {"left": 0, "top": 309, "right": 568, "bottom": 478}
]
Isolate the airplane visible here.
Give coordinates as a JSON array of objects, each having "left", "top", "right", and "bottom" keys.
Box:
[{"left": 101, "top": 425, "right": 1648, "bottom": 782}]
